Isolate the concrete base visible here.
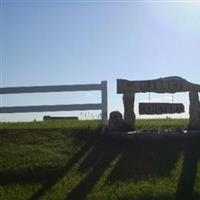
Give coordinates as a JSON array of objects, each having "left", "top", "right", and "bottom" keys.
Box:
[{"left": 107, "top": 130, "right": 200, "bottom": 140}]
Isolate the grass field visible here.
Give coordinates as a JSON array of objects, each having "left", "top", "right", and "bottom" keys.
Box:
[{"left": 0, "top": 119, "right": 200, "bottom": 200}]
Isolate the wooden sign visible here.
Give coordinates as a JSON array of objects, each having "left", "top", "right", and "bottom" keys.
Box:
[
  {"left": 117, "top": 76, "right": 200, "bottom": 93},
  {"left": 139, "top": 103, "right": 185, "bottom": 115}
]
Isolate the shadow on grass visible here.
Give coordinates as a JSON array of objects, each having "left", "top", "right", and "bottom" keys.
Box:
[
  {"left": 66, "top": 135, "right": 200, "bottom": 200},
  {"left": 29, "top": 141, "right": 95, "bottom": 200},
  {"left": 107, "top": 138, "right": 183, "bottom": 183},
  {"left": 0, "top": 128, "right": 100, "bottom": 200},
  {"left": 29, "top": 128, "right": 101, "bottom": 200},
  {"left": 0, "top": 129, "right": 200, "bottom": 200},
  {"left": 65, "top": 136, "right": 123, "bottom": 200},
  {"left": 175, "top": 138, "right": 200, "bottom": 200}
]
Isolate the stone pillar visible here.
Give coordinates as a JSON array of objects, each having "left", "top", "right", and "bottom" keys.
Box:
[
  {"left": 123, "top": 93, "right": 135, "bottom": 131},
  {"left": 188, "top": 91, "right": 200, "bottom": 130}
]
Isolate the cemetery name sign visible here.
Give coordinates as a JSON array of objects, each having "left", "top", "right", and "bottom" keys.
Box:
[
  {"left": 117, "top": 76, "right": 200, "bottom": 93},
  {"left": 139, "top": 103, "right": 185, "bottom": 115}
]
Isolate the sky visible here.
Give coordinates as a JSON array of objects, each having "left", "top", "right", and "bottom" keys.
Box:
[{"left": 1, "top": 0, "right": 200, "bottom": 121}]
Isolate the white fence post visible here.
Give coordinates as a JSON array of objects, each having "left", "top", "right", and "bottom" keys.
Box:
[{"left": 101, "top": 81, "right": 108, "bottom": 130}]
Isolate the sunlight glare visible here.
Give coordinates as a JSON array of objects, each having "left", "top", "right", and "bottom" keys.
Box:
[{"left": 146, "top": 3, "right": 200, "bottom": 35}]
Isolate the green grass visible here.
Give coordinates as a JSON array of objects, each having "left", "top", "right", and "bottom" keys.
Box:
[
  {"left": 0, "top": 119, "right": 199, "bottom": 200},
  {"left": 136, "top": 118, "right": 188, "bottom": 132}
]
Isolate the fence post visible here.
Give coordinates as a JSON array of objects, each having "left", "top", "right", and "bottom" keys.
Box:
[{"left": 101, "top": 81, "right": 108, "bottom": 131}]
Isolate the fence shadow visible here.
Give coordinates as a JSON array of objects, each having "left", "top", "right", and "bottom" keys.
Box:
[
  {"left": 175, "top": 138, "right": 200, "bottom": 200},
  {"left": 65, "top": 136, "right": 123, "bottom": 200},
  {"left": 107, "top": 138, "right": 183, "bottom": 183},
  {"left": 0, "top": 128, "right": 99, "bottom": 200},
  {"left": 66, "top": 134, "right": 200, "bottom": 200},
  {"left": 65, "top": 135, "right": 194, "bottom": 200},
  {"left": 1, "top": 130, "right": 200, "bottom": 200},
  {"left": 29, "top": 128, "right": 101, "bottom": 200}
]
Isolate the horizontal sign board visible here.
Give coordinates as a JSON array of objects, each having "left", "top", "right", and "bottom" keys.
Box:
[
  {"left": 139, "top": 103, "right": 185, "bottom": 115},
  {"left": 117, "top": 76, "right": 200, "bottom": 93}
]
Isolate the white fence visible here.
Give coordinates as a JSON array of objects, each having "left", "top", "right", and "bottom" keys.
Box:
[{"left": 0, "top": 81, "right": 108, "bottom": 128}]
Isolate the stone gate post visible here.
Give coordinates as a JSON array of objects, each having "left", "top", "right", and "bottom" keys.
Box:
[
  {"left": 123, "top": 93, "right": 135, "bottom": 131},
  {"left": 188, "top": 91, "right": 200, "bottom": 130}
]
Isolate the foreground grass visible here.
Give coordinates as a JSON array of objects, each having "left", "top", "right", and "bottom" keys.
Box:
[{"left": 0, "top": 119, "right": 199, "bottom": 200}]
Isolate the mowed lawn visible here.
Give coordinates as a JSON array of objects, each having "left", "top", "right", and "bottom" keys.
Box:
[{"left": 0, "top": 119, "right": 200, "bottom": 200}]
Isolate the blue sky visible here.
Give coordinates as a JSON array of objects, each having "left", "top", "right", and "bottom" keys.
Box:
[{"left": 1, "top": 0, "right": 200, "bottom": 121}]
